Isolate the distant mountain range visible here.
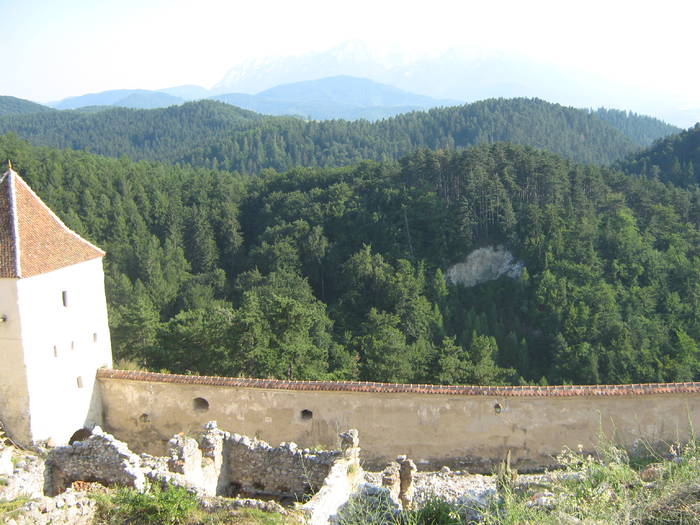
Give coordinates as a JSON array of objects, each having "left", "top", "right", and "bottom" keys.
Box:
[
  {"left": 8, "top": 41, "right": 700, "bottom": 127},
  {"left": 52, "top": 89, "right": 184, "bottom": 110},
  {"left": 216, "top": 43, "right": 582, "bottom": 103},
  {"left": 46, "top": 76, "right": 457, "bottom": 121},
  {"left": 209, "top": 76, "right": 459, "bottom": 120},
  {"left": 213, "top": 42, "right": 700, "bottom": 128}
]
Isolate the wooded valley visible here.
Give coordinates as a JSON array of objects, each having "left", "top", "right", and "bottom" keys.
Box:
[{"left": 1, "top": 99, "right": 698, "bottom": 384}]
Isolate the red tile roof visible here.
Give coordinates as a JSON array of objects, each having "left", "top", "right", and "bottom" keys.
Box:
[
  {"left": 0, "top": 166, "right": 104, "bottom": 278},
  {"left": 96, "top": 369, "right": 700, "bottom": 397}
]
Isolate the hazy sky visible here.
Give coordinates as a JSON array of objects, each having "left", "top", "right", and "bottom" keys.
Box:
[{"left": 2, "top": 0, "right": 700, "bottom": 108}]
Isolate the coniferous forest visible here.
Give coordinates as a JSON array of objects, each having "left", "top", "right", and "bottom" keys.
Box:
[
  {"left": 0, "top": 98, "right": 678, "bottom": 171},
  {"left": 1, "top": 103, "right": 699, "bottom": 386}
]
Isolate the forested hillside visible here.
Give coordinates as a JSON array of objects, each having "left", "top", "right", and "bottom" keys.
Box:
[
  {"left": 0, "top": 96, "right": 53, "bottom": 116},
  {"left": 591, "top": 108, "right": 679, "bottom": 146},
  {"left": 0, "top": 102, "right": 263, "bottom": 163},
  {"left": 0, "top": 98, "right": 650, "bottom": 170},
  {"left": 620, "top": 123, "right": 700, "bottom": 187},
  {"left": 3, "top": 132, "right": 699, "bottom": 385}
]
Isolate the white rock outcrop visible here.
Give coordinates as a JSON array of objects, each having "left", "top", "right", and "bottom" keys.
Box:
[{"left": 446, "top": 246, "right": 524, "bottom": 287}]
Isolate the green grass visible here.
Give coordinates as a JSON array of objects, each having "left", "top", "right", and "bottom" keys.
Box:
[
  {"left": 0, "top": 496, "right": 31, "bottom": 520},
  {"left": 477, "top": 440, "right": 700, "bottom": 524},
  {"left": 232, "top": 508, "right": 292, "bottom": 525},
  {"left": 92, "top": 483, "right": 298, "bottom": 525},
  {"left": 337, "top": 439, "right": 700, "bottom": 525},
  {"left": 93, "top": 484, "right": 199, "bottom": 525},
  {"left": 405, "top": 497, "right": 464, "bottom": 525}
]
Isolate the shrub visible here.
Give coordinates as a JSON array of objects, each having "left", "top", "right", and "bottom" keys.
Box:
[
  {"left": 407, "top": 497, "right": 463, "bottom": 525},
  {"left": 94, "top": 483, "right": 198, "bottom": 525},
  {"left": 335, "top": 491, "right": 399, "bottom": 525}
]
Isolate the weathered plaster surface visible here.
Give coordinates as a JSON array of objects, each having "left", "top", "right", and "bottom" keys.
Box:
[
  {"left": 1, "top": 258, "right": 113, "bottom": 446},
  {"left": 0, "top": 278, "right": 32, "bottom": 444},
  {"left": 98, "top": 376, "right": 700, "bottom": 471}
]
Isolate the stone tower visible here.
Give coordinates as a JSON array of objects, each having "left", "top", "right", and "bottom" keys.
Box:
[{"left": 0, "top": 163, "right": 112, "bottom": 446}]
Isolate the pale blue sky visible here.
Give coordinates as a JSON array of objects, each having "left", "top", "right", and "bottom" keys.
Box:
[{"left": 2, "top": 0, "right": 700, "bottom": 112}]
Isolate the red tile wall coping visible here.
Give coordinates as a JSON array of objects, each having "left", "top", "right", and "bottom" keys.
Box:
[{"left": 96, "top": 369, "right": 700, "bottom": 397}]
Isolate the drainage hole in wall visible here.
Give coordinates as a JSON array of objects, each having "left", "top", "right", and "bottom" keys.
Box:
[
  {"left": 494, "top": 402, "right": 503, "bottom": 414},
  {"left": 193, "top": 397, "right": 210, "bottom": 413},
  {"left": 138, "top": 413, "right": 151, "bottom": 423},
  {"left": 300, "top": 409, "right": 313, "bottom": 420}
]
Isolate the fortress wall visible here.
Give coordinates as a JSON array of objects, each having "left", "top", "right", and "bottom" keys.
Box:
[{"left": 97, "top": 370, "right": 700, "bottom": 471}]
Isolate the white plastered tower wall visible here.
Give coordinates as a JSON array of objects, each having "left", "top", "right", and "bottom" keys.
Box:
[
  {"left": 0, "top": 164, "right": 113, "bottom": 446},
  {"left": 17, "top": 258, "right": 113, "bottom": 444},
  {"left": 0, "top": 278, "right": 32, "bottom": 444}
]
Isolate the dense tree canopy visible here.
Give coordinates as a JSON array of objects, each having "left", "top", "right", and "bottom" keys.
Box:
[
  {"left": 0, "top": 96, "right": 54, "bottom": 116},
  {"left": 591, "top": 108, "right": 679, "bottom": 147},
  {"left": 619, "top": 123, "right": 700, "bottom": 187},
  {"left": 2, "top": 131, "right": 699, "bottom": 385},
  {"left": 0, "top": 98, "right": 675, "bottom": 173}
]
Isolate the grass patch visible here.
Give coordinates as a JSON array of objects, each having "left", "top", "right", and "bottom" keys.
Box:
[
  {"left": 231, "top": 508, "right": 292, "bottom": 524},
  {"left": 337, "top": 492, "right": 466, "bottom": 525},
  {"left": 338, "top": 439, "right": 700, "bottom": 524},
  {"left": 0, "top": 496, "right": 31, "bottom": 520},
  {"left": 335, "top": 489, "right": 400, "bottom": 525},
  {"left": 93, "top": 484, "right": 199, "bottom": 525},
  {"left": 405, "top": 497, "right": 464, "bottom": 524},
  {"left": 476, "top": 440, "right": 700, "bottom": 525},
  {"left": 92, "top": 483, "right": 299, "bottom": 525}
]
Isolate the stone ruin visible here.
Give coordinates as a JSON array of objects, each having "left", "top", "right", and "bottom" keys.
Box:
[
  {"left": 45, "top": 421, "right": 359, "bottom": 503},
  {"left": 380, "top": 455, "right": 418, "bottom": 510},
  {"left": 325, "top": 453, "right": 420, "bottom": 523},
  {"left": 26, "top": 422, "right": 363, "bottom": 524},
  {"left": 45, "top": 427, "right": 146, "bottom": 496},
  {"left": 1, "top": 422, "right": 438, "bottom": 525}
]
